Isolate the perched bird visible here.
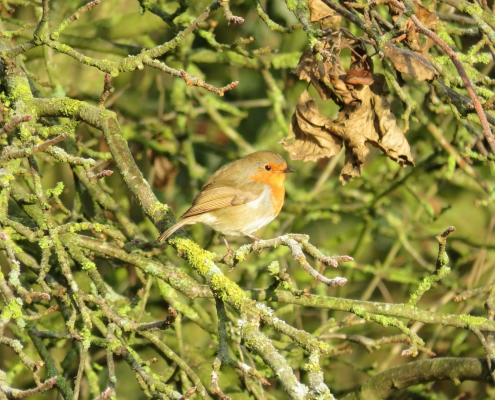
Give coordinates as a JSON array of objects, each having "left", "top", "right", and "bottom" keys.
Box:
[{"left": 157, "top": 150, "right": 295, "bottom": 250}]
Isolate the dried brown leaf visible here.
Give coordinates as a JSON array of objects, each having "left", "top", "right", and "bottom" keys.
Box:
[
  {"left": 390, "top": 2, "right": 438, "bottom": 54},
  {"left": 337, "top": 75, "right": 414, "bottom": 184},
  {"left": 292, "top": 48, "right": 343, "bottom": 102},
  {"left": 350, "top": 45, "right": 374, "bottom": 73},
  {"left": 310, "top": 76, "right": 337, "bottom": 102},
  {"left": 288, "top": 37, "right": 414, "bottom": 185},
  {"left": 285, "top": 79, "right": 414, "bottom": 184},
  {"left": 370, "top": 75, "right": 415, "bottom": 167},
  {"left": 308, "top": 0, "right": 342, "bottom": 28},
  {"left": 282, "top": 90, "right": 343, "bottom": 162},
  {"left": 344, "top": 69, "right": 374, "bottom": 86},
  {"left": 293, "top": 49, "right": 333, "bottom": 83},
  {"left": 415, "top": 3, "right": 438, "bottom": 29},
  {"left": 383, "top": 44, "right": 438, "bottom": 81}
]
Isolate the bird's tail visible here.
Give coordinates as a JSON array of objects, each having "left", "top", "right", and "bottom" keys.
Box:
[{"left": 156, "top": 218, "right": 189, "bottom": 242}]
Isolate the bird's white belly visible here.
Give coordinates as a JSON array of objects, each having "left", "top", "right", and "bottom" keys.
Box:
[{"left": 195, "top": 185, "right": 276, "bottom": 236}]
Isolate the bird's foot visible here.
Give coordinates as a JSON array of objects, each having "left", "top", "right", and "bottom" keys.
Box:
[
  {"left": 222, "top": 236, "right": 238, "bottom": 271},
  {"left": 226, "top": 253, "right": 237, "bottom": 272},
  {"left": 242, "top": 232, "right": 261, "bottom": 251}
]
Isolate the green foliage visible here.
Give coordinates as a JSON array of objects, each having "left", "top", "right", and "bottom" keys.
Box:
[{"left": 0, "top": 0, "right": 494, "bottom": 400}]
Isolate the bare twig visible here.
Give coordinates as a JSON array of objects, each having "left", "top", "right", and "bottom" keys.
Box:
[
  {"left": 180, "top": 387, "right": 198, "bottom": 400},
  {"left": 0, "top": 376, "right": 58, "bottom": 399},
  {"left": 93, "top": 387, "right": 112, "bottom": 400},
  {"left": 455, "top": 284, "right": 495, "bottom": 302},
  {"left": 143, "top": 58, "right": 239, "bottom": 96},
  {"left": 471, "top": 328, "right": 495, "bottom": 382},
  {"left": 217, "top": 234, "right": 350, "bottom": 287},
  {"left": 387, "top": 0, "right": 495, "bottom": 153},
  {"left": 413, "top": 20, "right": 494, "bottom": 152},
  {"left": 0, "top": 133, "right": 68, "bottom": 162},
  {"left": 211, "top": 299, "right": 270, "bottom": 398},
  {"left": 180, "top": 69, "right": 238, "bottom": 96},
  {"left": 0, "top": 115, "right": 32, "bottom": 135},
  {"left": 136, "top": 306, "right": 178, "bottom": 331},
  {"left": 408, "top": 226, "right": 455, "bottom": 307},
  {"left": 50, "top": 0, "right": 101, "bottom": 40},
  {"left": 0, "top": 336, "right": 45, "bottom": 372},
  {"left": 32, "top": 0, "right": 50, "bottom": 43},
  {"left": 86, "top": 170, "right": 113, "bottom": 184},
  {"left": 73, "top": 345, "right": 87, "bottom": 400},
  {"left": 285, "top": 237, "right": 348, "bottom": 287},
  {"left": 98, "top": 73, "right": 114, "bottom": 108},
  {"left": 344, "top": 358, "right": 492, "bottom": 399},
  {"left": 219, "top": 0, "right": 244, "bottom": 25}
]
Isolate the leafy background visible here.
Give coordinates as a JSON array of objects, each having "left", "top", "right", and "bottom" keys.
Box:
[{"left": 0, "top": 0, "right": 494, "bottom": 399}]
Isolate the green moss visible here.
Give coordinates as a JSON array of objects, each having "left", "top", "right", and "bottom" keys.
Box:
[
  {"left": 118, "top": 305, "right": 131, "bottom": 317},
  {"left": 267, "top": 261, "right": 280, "bottom": 275},
  {"left": 1, "top": 299, "right": 26, "bottom": 330},
  {"left": 81, "top": 326, "right": 91, "bottom": 349},
  {"left": 303, "top": 362, "right": 320, "bottom": 372},
  {"left": 0, "top": 170, "right": 15, "bottom": 188},
  {"left": 459, "top": 314, "right": 486, "bottom": 325},
  {"left": 48, "top": 97, "right": 81, "bottom": 117},
  {"left": 119, "top": 320, "right": 131, "bottom": 331},
  {"left": 38, "top": 237, "right": 52, "bottom": 249},
  {"left": 438, "top": 253, "right": 449, "bottom": 265},
  {"left": 105, "top": 337, "right": 122, "bottom": 352},
  {"left": 46, "top": 182, "right": 65, "bottom": 198},
  {"left": 81, "top": 259, "right": 96, "bottom": 270},
  {"left": 8, "top": 76, "right": 33, "bottom": 103}
]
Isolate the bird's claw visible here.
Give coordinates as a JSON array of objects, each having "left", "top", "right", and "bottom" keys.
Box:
[
  {"left": 252, "top": 238, "right": 261, "bottom": 253},
  {"left": 220, "top": 248, "right": 237, "bottom": 271}
]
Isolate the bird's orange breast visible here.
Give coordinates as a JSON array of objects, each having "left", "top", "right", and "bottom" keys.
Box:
[{"left": 248, "top": 170, "right": 286, "bottom": 214}]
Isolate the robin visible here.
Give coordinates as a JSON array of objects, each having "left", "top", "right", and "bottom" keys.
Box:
[{"left": 157, "top": 150, "right": 295, "bottom": 251}]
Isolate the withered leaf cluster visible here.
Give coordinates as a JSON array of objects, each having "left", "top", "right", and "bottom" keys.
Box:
[
  {"left": 390, "top": 1, "right": 439, "bottom": 55},
  {"left": 283, "top": 34, "right": 414, "bottom": 185},
  {"left": 308, "top": 0, "right": 341, "bottom": 29},
  {"left": 383, "top": 44, "right": 438, "bottom": 82},
  {"left": 385, "top": 1, "right": 439, "bottom": 79}
]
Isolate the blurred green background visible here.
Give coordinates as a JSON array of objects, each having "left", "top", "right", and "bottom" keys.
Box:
[{"left": 1, "top": 0, "right": 494, "bottom": 399}]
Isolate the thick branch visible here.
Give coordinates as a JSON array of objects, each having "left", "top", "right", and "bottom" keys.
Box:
[{"left": 343, "top": 358, "right": 492, "bottom": 400}]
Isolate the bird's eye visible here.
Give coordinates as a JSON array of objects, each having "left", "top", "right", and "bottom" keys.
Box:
[{"left": 264, "top": 165, "right": 272, "bottom": 171}]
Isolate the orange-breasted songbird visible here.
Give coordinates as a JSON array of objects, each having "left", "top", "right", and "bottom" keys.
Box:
[{"left": 156, "top": 150, "right": 294, "bottom": 247}]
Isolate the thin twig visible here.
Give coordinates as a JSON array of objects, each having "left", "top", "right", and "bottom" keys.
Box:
[
  {"left": 98, "top": 73, "right": 114, "bottom": 108},
  {"left": 455, "top": 284, "right": 495, "bottom": 302},
  {"left": 50, "top": 0, "right": 101, "bottom": 40},
  {"left": 471, "top": 327, "right": 495, "bottom": 382},
  {"left": 216, "top": 234, "right": 350, "bottom": 287},
  {"left": 0, "top": 115, "right": 32, "bottom": 135},
  {"left": 385, "top": 0, "right": 495, "bottom": 153},
  {"left": 136, "top": 306, "right": 178, "bottom": 331},
  {"left": 142, "top": 58, "right": 239, "bottom": 96},
  {"left": 93, "top": 388, "right": 112, "bottom": 400},
  {"left": 73, "top": 345, "right": 87, "bottom": 400},
  {"left": 0, "top": 133, "right": 68, "bottom": 162},
  {"left": 0, "top": 376, "right": 58, "bottom": 399},
  {"left": 32, "top": 0, "right": 50, "bottom": 43},
  {"left": 219, "top": 0, "right": 244, "bottom": 25}
]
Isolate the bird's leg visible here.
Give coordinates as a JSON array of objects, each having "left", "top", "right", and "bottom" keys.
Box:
[
  {"left": 242, "top": 232, "right": 261, "bottom": 251},
  {"left": 221, "top": 236, "right": 237, "bottom": 270},
  {"left": 223, "top": 235, "right": 233, "bottom": 255}
]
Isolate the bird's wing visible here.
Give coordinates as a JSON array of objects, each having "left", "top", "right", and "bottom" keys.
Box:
[{"left": 181, "top": 182, "right": 264, "bottom": 219}]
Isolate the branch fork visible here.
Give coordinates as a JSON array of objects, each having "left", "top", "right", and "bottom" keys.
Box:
[{"left": 216, "top": 234, "right": 351, "bottom": 287}]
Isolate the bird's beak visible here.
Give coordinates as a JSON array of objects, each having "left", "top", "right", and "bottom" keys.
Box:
[{"left": 282, "top": 166, "right": 295, "bottom": 174}]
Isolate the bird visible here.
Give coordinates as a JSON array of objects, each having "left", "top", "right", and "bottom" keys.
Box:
[{"left": 156, "top": 150, "right": 295, "bottom": 251}]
